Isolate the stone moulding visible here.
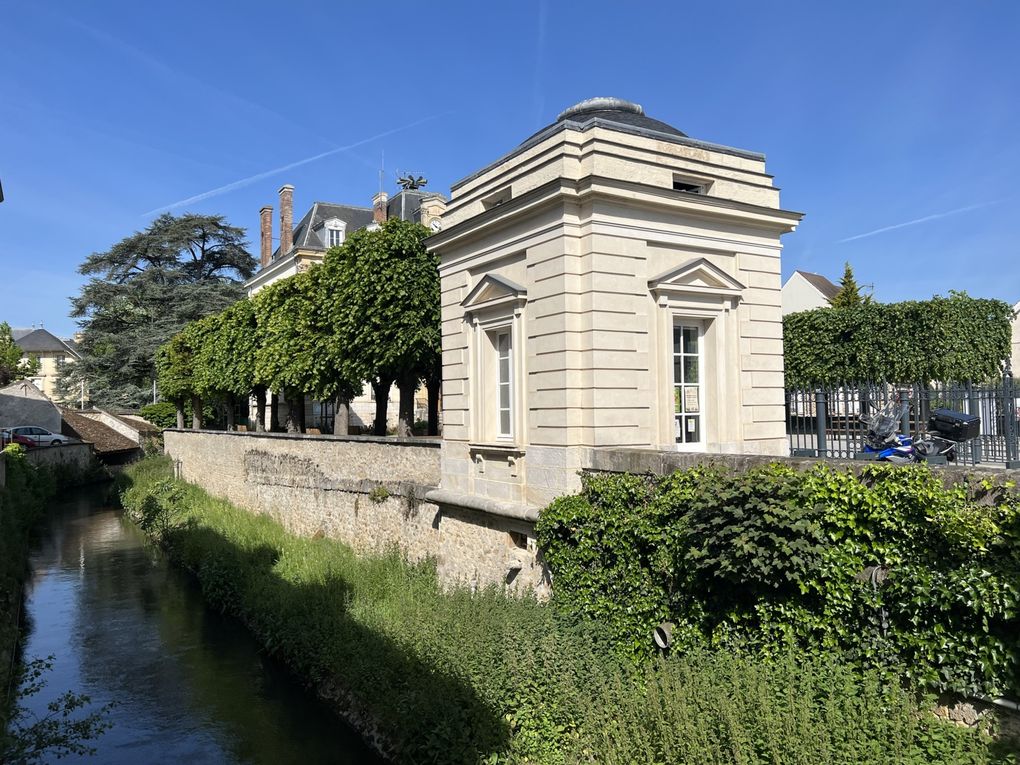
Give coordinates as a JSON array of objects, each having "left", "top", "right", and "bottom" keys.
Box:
[{"left": 424, "top": 488, "right": 540, "bottom": 522}]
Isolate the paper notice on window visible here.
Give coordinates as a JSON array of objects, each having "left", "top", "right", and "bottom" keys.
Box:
[{"left": 684, "top": 388, "right": 700, "bottom": 413}]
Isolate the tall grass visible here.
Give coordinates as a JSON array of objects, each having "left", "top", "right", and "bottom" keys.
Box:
[{"left": 120, "top": 457, "right": 1015, "bottom": 764}]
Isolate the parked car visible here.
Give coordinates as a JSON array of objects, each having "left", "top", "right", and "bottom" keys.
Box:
[{"left": 1, "top": 426, "right": 66, "bottom": 447}]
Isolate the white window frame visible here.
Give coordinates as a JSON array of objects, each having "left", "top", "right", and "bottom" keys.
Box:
[
  {"left": 671, "top": 320, "right": 705, "bottom": 449},
  {"left": 462, "top": 273, "right": 528, "bottom": 447},
  {"left": 495, "top": 329, "right": 513, "bottom": 440},
  {"left": 323, "top": 218, "right": 346, "bottom": 249}
]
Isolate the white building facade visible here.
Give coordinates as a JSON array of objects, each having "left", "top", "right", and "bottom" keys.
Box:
[{"left": 428, "top": 98, "right": 803, "bottom": 511}]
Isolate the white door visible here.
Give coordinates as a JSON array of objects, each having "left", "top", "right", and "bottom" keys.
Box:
[{"left": 673, "top": 322, "right": 704, "bottom": 447}]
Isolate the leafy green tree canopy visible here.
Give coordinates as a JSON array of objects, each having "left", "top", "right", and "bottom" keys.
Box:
[
  {"left": 323, "top": 218, "right": 439, "bottom": 433},
  {"left": 65, "top": 213, "right": 255, "bottom": 407},
  {"left": 0, "top": 322, "right": 39, "bottom": 386}
]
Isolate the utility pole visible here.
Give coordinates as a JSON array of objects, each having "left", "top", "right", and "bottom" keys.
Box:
[{"left": 152, "top": 378, "right": 157, "bottom": 404}]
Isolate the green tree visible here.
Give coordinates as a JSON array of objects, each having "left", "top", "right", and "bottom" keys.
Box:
[
  {"left": 325, "top": 218, "right": 440, "bottom": 436},
  {"left": 64, "top": 213, "right": 255, "bottom": 408},
  {"left": 155, "top": 317, "right": 218, "bottom": 429},
  {"left": 193, "top": 298, "right": 263, "bottom": 431},
  {"left": 252, "top": 274, "right": 318, "bottom": 433},
  {"left": 829, "top": 262, "right": 869, "bottom": 309},
  {"left": 0, "top": 322, "right": 39, "bottom": 385}
]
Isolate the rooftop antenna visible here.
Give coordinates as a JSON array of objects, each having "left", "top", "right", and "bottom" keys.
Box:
[{"left": 378, "top": 150, "right": 385, "bottom": 194}]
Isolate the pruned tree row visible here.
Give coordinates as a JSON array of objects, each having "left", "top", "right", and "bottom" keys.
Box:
[{"left": 155, "top": 218, "right": 440, "bottom": 437}]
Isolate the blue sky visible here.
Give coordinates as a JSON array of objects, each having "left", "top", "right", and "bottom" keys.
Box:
[{"left": 2, "top": 0, "right": 1018, "bottom": 337}]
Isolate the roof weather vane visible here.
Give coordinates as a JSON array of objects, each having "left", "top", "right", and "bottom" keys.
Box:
[{"left": 396, "top": 174, "right": 428, "bottom": 190}]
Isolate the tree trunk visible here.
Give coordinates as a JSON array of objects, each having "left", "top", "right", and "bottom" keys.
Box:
[
  {"left": 371, "top": 377, "right": 393, "bottom": 436},
  {"left": 255, "top": 388, "right": 267, "bottom": 432},
  {"left": 285, "top": 390, "right": 302, "bottom": 433},
  {"left": 191, "top": 394, "right": 204, "bottom": 430},
  {"left": 270, "top": 392, "right": 280, "bottom": 432},
  {"left": 225, "top": 394, "right": 236, "bottom": 431},
  {"left": 297, "top": 394, "right": 306, "bottom": 433},
  {"left": 333, "top": 396, "right": 350, "bottom": 436},
  {"left": 175, "top": 400, "right": 185, "bottom": 430},
  {"left": 396, "top": 377, "right": 416, "bottom": 437},
  {"left": 427, "top": 377, "right": 441, "bottom": 436}
]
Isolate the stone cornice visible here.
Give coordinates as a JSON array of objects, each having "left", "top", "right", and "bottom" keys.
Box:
[{"left": 429, "top": 175, "right": 803, "bottom": 255}]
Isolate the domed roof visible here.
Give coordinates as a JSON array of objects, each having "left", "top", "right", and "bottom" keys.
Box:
[
  {"left": 519, "top": 97, "right": 687, "bottom": 148},
  {"left": 556, "top": 97, "right": 686, "bottom": 137}
]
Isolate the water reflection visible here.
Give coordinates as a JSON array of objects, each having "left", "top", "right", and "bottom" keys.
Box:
[{"left": 19, "top": 486, "right": 383, "bottom": 764}]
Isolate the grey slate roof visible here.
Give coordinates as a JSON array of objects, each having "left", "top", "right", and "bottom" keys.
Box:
[
  {"left": 14, "top": 328, "right": 81, "bottom": 357},
  {"left": 521, "top": 97, "right": 687, "bottom": 147},
  {"left": 274, "top": 202, "right": 374, "bottom": 259},
  {"left": 11, "top": 328, "right": 32, "bottom": 341},
  {"left": 795, "top": 271, "right": 841, "bottom": 301}
]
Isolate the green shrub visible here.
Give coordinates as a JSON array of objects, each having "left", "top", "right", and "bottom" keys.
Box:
[
  {"left": 573, "top": 650, "right": 1017, "bottom": 765},
  {"left": 140, "top": 402, "right": 178, "bottom": 429},
  {"left": 538, "top": 463, "right": 1020, "bottom": 698}
]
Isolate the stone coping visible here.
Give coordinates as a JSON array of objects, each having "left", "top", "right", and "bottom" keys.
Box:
[
  {"left": 588, "top": 447, "right": 1020, "bottom": 480},
  {"left": 425, "top": 488, "right": 540, "bottom": 522},
  {"left": 164, "top": 428, "right": 441, "bottom": 449}
]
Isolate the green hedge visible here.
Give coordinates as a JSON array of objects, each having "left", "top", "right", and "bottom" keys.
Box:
[
  {"left": 537, "top": 463, "right": 1020, "bottom": 698},
  {"left": 120, "top": 457, "right": 1013, "bottom": 764},
  {"left": 783, "top": 294, "right": 1013, "bottom": 387}
]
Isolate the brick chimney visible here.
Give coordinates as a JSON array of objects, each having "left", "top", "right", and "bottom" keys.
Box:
[
  {"left": 373, "top": 191, "right": 388, "bottom": 224},
  {"left": 259, "top": 205, "right": 273, "bottom": 267},
  {"left": 279, "top": 184, "right": 294, "bottom": 256}
]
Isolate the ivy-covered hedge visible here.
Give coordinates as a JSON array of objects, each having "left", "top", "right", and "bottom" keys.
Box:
[
  {"left": 537, "top": 463, "right": 1020, "bottom": 698},
  {"left": 783, "top": 294, "right": 1013, "bottom": 387}
]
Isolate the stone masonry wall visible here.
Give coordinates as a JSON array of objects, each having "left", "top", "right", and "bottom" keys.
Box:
[{"left": 163, "top": 430, "right": 546, "bottom": 593}]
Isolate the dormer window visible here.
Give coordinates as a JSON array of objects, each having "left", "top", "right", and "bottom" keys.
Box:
[{"left": 323, "top": 218, "right": 346, "bottom": 248}]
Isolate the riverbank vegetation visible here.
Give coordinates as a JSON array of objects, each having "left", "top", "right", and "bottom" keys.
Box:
[
  {"left": 1, "top": 445, "right": 111, "bottom": 762},
  {"left": 0, "top": 445, "right": 53, "bottom": 724},
  {"left": 120, "top": 456, "right": 1017, "bottom": 764}
]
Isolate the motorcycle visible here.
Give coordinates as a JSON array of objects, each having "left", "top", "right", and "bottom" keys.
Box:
[{"left": 860, "top": 399, "right": 979, "bottom": 464}]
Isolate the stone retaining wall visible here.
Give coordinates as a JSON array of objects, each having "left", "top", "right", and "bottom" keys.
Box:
[
  {"left": 24, "top": 441, "right": 99, "bottom": 476},
  {"left": 163, "top": 430, "right": 547, "bottom": 593}
]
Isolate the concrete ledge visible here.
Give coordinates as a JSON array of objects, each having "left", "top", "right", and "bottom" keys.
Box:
[
  {"left": 425, "top": 488, "right": 541, "bottom": 522},
  {"left": 164, "top": 428, "right": 441, "bottom": 448}
]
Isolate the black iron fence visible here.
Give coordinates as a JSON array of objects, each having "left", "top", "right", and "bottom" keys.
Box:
[{"left": 787, "top": 374, "right": 1020, "bottom": 467}]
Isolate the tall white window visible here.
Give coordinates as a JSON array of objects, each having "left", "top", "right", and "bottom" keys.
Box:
[
  {"left": 673, "top": 323, "right": 702, "bottom": 445},
  {"left": 328, "top": 227, "right": 344, "bottom": 247},
  {"left": 496, "top": 330, "right": 512, "bottom": 438}
]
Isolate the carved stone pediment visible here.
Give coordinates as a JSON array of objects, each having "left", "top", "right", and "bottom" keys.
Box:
[
  {"left": 648, "top": 257, "right": 745, "bottom": 300},
  {"left": 461, "top": 274, "right": 527, "bottom": 316}
]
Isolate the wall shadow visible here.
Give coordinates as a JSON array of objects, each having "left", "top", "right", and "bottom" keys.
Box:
[{"left": 158, "top": 522, "right": 512, "bottom": 764}]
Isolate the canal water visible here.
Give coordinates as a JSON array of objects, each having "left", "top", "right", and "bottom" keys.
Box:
[{"left": 16, "top": 485, "right": 384, "bottom": 764}]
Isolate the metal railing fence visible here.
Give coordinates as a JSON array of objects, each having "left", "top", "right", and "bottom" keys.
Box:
[{"left": 787, "top": 373, "right": 1020, "bottom": 467}]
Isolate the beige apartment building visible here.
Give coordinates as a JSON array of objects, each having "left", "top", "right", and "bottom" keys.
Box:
[
  {"left": 13, "top": 327, "right": 81, "bottom": 402},
  {"left": 428, "top": 97, "right": 803, "bottom": 510}
]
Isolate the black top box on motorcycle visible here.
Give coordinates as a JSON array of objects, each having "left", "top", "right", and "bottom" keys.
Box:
[{"left": 928, "top": 409, "right": 980, "bottom": 441}]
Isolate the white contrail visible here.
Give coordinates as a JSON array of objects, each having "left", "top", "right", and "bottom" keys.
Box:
[
  {"left": 142, "top": 114, "right": 445, "bottom": 216},
  {"left": 837, "top": 199, "right": 1006, "bottom": 244}
]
